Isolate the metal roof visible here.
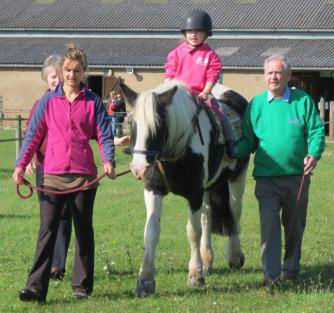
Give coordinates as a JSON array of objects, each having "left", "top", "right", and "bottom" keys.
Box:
[
  {"left": 0, "top": 37, "right": 333, "bottom": 70},
  {"left": 0, "top": 0, "right": 333, "bottom": 31}
]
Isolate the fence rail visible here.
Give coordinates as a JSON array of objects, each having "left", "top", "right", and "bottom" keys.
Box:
[
  {"left": 0, "top": 115, "right": 25, "bottom": 158},
  {"left": 319, "top": 99, "right": 334, "bottom": 138},
  {"left": 0, "top": 138, "right": 21, "bottom": 143},
  {"left": 0, "top": 114, "right": 130, "bottom": 159},
  {"left": 1, "top": 107, "right": 333, "bottom": 160}
]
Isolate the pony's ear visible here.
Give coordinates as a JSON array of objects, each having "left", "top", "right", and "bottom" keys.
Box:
[
  {"left": 156, "top": 86, "right": 177, "bottom": 106},
  {"left": 119, "top": 82, "right": 138, "bottom": 107}
]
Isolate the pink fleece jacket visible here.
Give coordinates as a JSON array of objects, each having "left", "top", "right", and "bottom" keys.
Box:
[
  {"left": 16, "top": 83, "right": 115, "bottom": 176},
  {"left": 165, "top": 42, "right": 221, "bottom": 94}
]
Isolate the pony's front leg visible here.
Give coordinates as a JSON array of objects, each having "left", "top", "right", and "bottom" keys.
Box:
[
  {"left": 187, "top": 208, "right": 205, "bottom": 286},
  {"left": 136, "top": 189, "right": 163, "bottom": 297},
  {"left": 200, "top": 192, "right": 214, "bottom": 274},
  {"left": 226, "top": 168, "right": 247, "bottom": 270}
]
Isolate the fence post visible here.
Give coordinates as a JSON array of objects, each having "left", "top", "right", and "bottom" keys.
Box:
[
  {"left": 319, "top": 97, "right": 325, "bottom": 122},
  {"left": 329, "top": 101, "right": 334, "bottom": 139},
  {"left": 0, "top": 95, "right": 3, "bottom": 128},
  {"left": 16, "top": 115, "right": 22, "bottom": 159}
]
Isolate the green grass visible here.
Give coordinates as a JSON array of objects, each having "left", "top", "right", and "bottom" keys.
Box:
[{"left": 0, "top": 129, "right": 333, "bottom": 313}]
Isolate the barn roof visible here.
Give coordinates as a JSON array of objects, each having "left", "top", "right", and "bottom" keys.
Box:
[
  {"left": 0, "top": 0, "right": 333, "bottom": 70},
  {"left": 0, "top": 37, "right": 333, "bottom": 70},
  {"left": 0, "top": 0, "right": 333, "bottom": 31}
]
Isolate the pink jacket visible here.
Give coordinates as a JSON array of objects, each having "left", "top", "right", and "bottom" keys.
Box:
[
  {"left": 17, "top": 84, "right": 115, "bottom": 176},
  {"left": 165, "top": 42, "right": 221, "bottom": 94}
]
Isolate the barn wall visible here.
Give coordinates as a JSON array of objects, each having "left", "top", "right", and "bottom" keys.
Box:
[
  {"left": 223, "top": 70, "right": 266, "bottom": 101},
  {"left": 0, "top": 67, "right": 269, "bottom": 119},
  {"left": 0, "top": 69, "right": 49, "bottom": 116}
]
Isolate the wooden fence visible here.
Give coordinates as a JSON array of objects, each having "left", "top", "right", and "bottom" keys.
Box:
[
  {"left": 0, "top": 114, "right": 130, "bottom": 159},
  {"left": 1, "top": 107, "right": 333, "bottom": 160},
  {"left": 319, "top": 99, "right": 334, "bottom": 138},
  {"left": 0, "top": 115, "right": 26, "bottom": 158}
]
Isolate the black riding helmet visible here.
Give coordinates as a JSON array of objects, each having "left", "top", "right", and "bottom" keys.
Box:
[{"left": 181, "top": 9, "right": 212, "bottom": 37}]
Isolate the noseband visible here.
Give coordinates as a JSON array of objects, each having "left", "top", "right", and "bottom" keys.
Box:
[{"left": 131, "top": 149, "right": 159, "bottom": 158}]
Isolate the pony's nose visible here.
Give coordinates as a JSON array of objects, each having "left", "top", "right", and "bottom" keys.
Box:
[{"left": 130, "top": 162, "right": 148, "bottom": 180}]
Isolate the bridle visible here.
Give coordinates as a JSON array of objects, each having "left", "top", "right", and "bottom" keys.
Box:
[
  {"left": 131, "top": 93, "right": 205, "bottom": 191},
  {"left": 132, "top": 93, "right": 204, "bottom": 162}
]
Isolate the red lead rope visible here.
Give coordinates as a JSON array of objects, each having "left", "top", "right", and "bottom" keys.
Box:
[
  {"left": 286, "top": 172, "right": 307, "bottom": 243},
  {"left": 296, "top": 173, "right": 306, "bottom": 203},
  {"left": 16, "top": 169, "right": 131, "bottom": 199}
]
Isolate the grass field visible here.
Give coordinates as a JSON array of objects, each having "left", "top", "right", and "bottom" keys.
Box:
[{"left": 0, "top": 129, "right": 333, "bottom": 313}]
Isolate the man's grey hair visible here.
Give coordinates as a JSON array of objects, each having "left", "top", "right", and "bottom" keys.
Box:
[
  {"left": 264, "top": 54, "right": 291, "bottom": 73},
  {"left": 41, "top": 54, "right": 62, "bottom": 81}
]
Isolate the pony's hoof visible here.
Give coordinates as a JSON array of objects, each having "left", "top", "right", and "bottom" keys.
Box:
[
  {"left": 135, "top": 279, "right": 156, "bottom": 298},
  {"left": 187, "top": 275, "right": 205, "bottom": 287},
  {"left": 203, "top": 265, "right": 213, "bottom": 275},
  {"left": 228, "top": 252, "right": 245, "bottom": 271}
]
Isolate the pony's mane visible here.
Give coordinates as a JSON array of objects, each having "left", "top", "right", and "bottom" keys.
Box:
[
  {"left": 133, "top": 80, "right": 197, "bottom": 156},
  {"left": 133, "top": 88, "right": 157, "bottom": 140}
]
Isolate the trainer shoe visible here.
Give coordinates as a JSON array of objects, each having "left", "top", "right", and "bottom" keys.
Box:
[
  {"left": 73, "top": 288, "right": 90, "bottom": 299},
  {"left": 50, "top": 267, "right": 65, "bottom": 281},
  {"left": 281, "top": 271, "right": 298, "bottom": 282},
  {"left": 19, "top": 288, "right": 45, "bottom": 303}
]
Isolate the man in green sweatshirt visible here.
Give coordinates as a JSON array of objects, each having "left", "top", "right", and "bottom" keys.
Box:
[{"left": 235, "top": 54, "right": 325, "bottom": 286}]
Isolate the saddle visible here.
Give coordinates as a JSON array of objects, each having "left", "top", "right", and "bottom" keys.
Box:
[{"left": 199, "top": 96, "right": 243, "bottom": 146}]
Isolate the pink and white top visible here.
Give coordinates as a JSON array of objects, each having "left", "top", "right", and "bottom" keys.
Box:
[{"left": 165, "top": 42, "right": 221, "bottom": 95}]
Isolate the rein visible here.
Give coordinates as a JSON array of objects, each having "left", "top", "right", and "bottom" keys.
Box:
[
  {"left": 155, "top": 96, "right": 205, "bottom": 192},
  {"left": 133, "top": 93, "right": 205, "bottom": 192},
  {"left": 16, "top": 169, "right": 131, "bottom": 199},
  {"left": 133, "top": 95, "right": 204, "bottom": 162}
]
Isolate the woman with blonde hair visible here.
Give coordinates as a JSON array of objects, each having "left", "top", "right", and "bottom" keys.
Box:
[{"left": 13, "top": 44, "right": 115, "bottom": 302}]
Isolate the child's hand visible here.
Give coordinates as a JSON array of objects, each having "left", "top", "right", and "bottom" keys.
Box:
[{"left": 198, "top": 91, "right": 209, "bottom": 100}]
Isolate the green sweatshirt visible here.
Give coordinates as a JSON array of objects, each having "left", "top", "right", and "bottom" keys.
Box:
[{"left": 236, "top": 89, "right": 325, "bottom": 177}]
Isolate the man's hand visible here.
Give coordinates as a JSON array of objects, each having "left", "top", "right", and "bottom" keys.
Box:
[
  {"left": 304, "top": 156, "right": 317, "bottom": 175},
  {"left": 104, "top": 162, "right": 116, "bottom": 179}
]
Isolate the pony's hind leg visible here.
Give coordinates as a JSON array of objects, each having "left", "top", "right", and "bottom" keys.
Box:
[
  {"left": 226, "top": 168, "right": 247, "bottom": 270},
  {"left": 187, "top": 208, "right": 205, "bottom": 286},
  {"left": 135, "top": 189, "right": 163, "bottom": 297},
  {"left": 200, "top": 192, "right": 214, "bottom": 274}
]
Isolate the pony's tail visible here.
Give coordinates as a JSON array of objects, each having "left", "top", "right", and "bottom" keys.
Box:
[{"left": 209, "top": 182, "right": 237, "bottom": 236}]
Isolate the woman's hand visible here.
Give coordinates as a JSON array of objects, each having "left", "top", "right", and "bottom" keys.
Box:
[
  {"left": 104, "top": 162, "right": 116, "bottom": 179},
  {"left": 12, "top": 167, "right": 25, "bottom": 184}
]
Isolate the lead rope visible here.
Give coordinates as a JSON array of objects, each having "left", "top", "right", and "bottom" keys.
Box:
[
  {"left": 296, "top": 173, "right": 306, "bottom": 203},
  {"left": 157, "top": 160, "right": 171, "bottom": 193},
  {"left": 285, "top": 173, "right": 306, "bottom": 246},
  {"left": 16, "top": 169, "right": 131, "bottom": 199}
]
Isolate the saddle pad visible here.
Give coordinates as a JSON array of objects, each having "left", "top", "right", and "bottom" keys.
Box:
[
  {"left": 220, "top": 101, "right": 243, "bottom": 140},
  {"left": 206, "top": 97, "right": 243, "bottom": 145}
]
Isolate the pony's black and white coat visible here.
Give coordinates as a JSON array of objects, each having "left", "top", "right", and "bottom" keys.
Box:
[{"left": 120, "top": 81, "right": 249, "bottom": 297}]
